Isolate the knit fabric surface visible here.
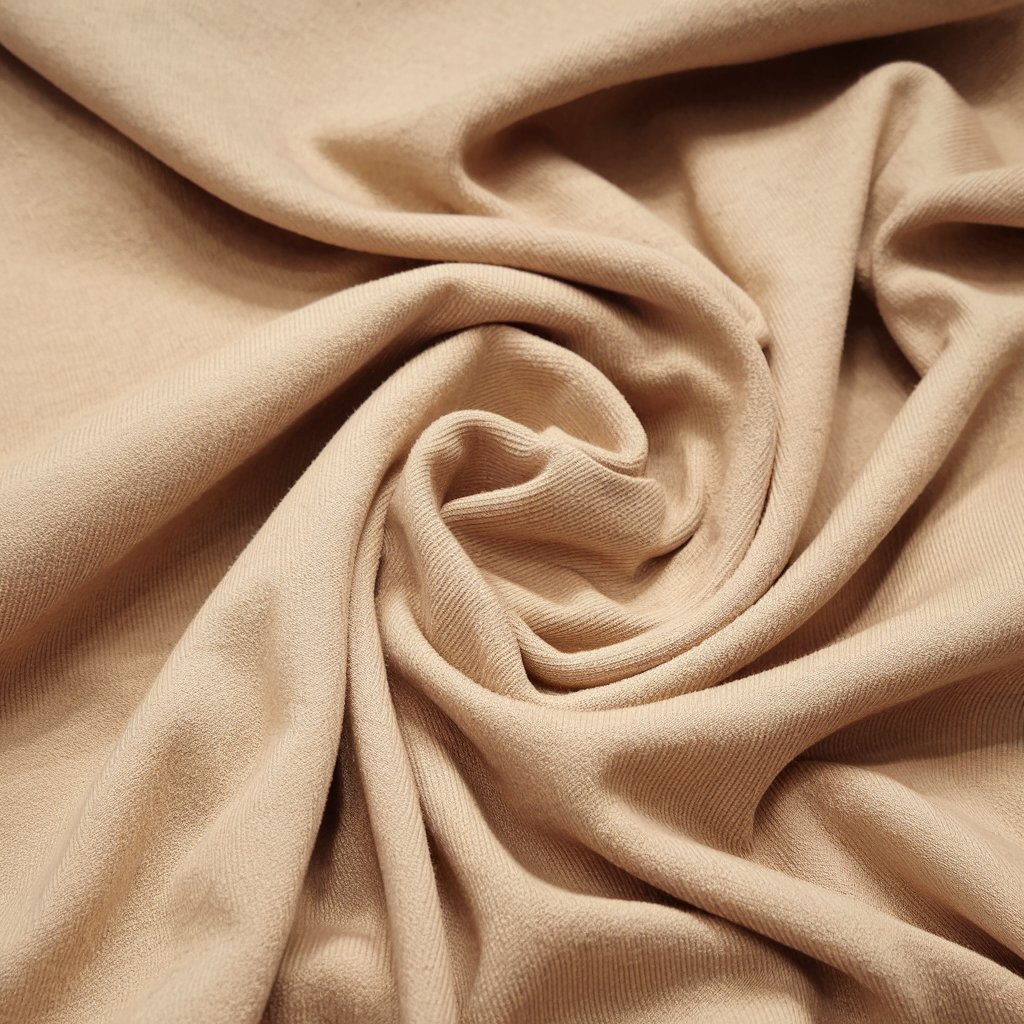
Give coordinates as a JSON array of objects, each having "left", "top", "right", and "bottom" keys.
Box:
[{"left": 1, "top": 2, "right": 1024, "bottom": 1021}]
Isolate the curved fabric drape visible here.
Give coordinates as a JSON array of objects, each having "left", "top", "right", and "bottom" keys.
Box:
[{"left": 1, "top": 1, "right": 1024, "bottom": 1021}]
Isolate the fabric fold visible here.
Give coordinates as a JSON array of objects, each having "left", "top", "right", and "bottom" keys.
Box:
[{"left": 2, "top": 2, "right": 1023, "bottom": 1022}]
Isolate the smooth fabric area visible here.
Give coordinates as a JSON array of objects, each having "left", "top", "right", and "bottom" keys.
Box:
[{"left": 1, "top": 1, "right": 1024, "bottom": 1021}]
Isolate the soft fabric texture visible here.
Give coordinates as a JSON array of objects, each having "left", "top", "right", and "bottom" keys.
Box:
[{"left": 1, "top": 1, "right": 1024, "bottom": 1021}]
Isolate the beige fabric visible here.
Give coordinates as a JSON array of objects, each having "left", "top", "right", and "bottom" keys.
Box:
[{"left": 2, "top": 0, "right": 1024, "bottom": 1020}]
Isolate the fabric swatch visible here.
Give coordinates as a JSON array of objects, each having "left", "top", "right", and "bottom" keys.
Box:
[{"left": 1, "top": 1, "right": 1023, "bottom": 1020}]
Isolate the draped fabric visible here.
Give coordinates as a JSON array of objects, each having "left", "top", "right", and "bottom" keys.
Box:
[{"left": 2, "top": 1, "right": 1024, "bottom": 1021}]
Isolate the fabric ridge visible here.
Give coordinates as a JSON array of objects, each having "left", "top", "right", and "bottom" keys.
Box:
[{"left": 1, "top": 0, "right": 1023, "bottom": 1021}]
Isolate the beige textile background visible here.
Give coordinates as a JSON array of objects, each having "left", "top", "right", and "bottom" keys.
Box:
[{"left": 1, "top": 0, "right": 1024, "bottom": 1021}]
